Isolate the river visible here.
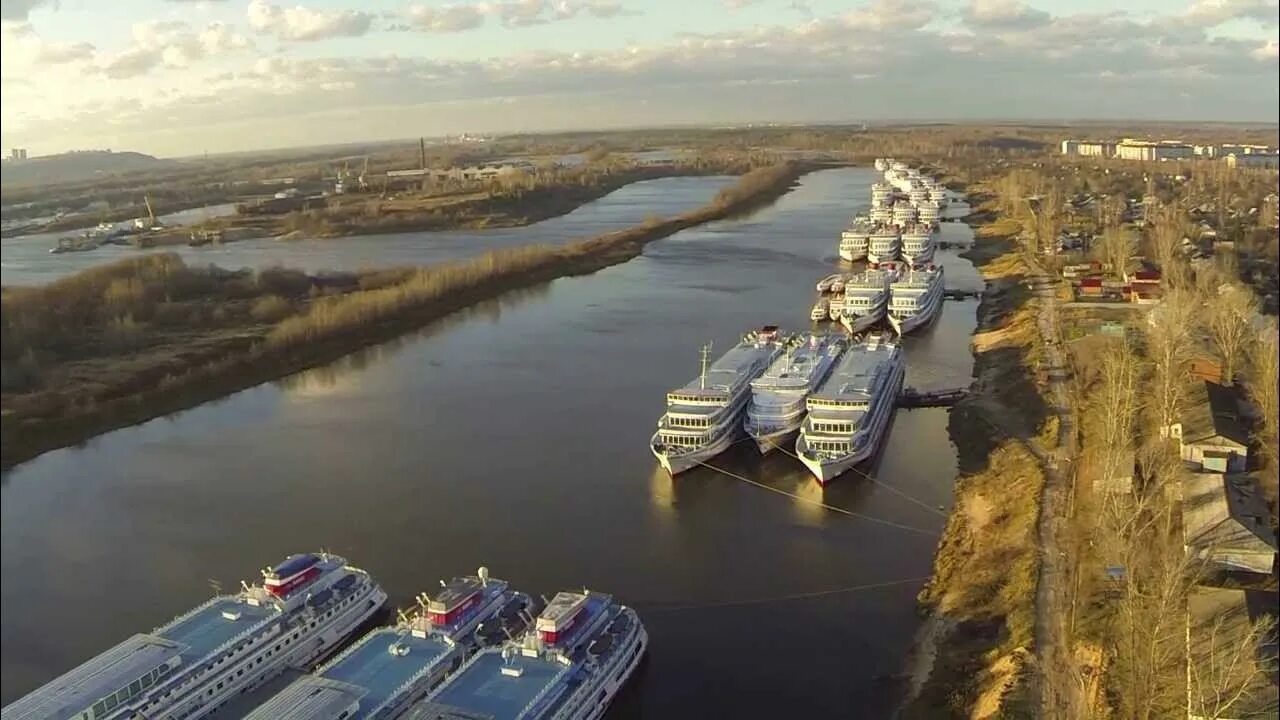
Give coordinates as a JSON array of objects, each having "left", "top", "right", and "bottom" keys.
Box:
[
  {"left": 0, "top": 176, "right": 734, "bottom": 286},
  {"left": 0, "top": 168, "right": 978, "bottom": 716}
]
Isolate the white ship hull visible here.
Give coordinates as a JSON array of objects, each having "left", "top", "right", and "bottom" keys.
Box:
[
  {"left": 747, "top": 424, "right": 800, "bottom": 454},
  {"left": 840, "top": 310, "right": 883, "bottom": 334},
  {"left": 797, "top": 363, "right": 903, "bottom": 484},
  {"left": 889, "top": 305, "right": 938, "bottom": 334},
  {"left": 839, "top": 246, "right": 867, "bottom": 262},
  {"left": 575, "top": 623, "right": 648, "bottom": 720},
  {"left": 902, "top": 242, "right": 936, "bottom": 267},
  {"left": 651, "top": 424, "right": 741, "bottom": 475}
]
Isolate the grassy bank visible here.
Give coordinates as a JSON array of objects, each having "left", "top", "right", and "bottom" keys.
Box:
[
  {"left": 901, "top": 190, "right": 1049, "bottom": 718},
  {"left": 1, "top": 162, "right": 820, "bottom": 469}
]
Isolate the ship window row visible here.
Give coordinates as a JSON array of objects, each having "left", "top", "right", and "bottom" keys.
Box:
[
  {"left": 668, "top": 416, "right": 713, "bottom": 428},
  {"left": 810, "top": 441, "right": 850, "bottom": 452},
  {"left": 812, "top": 422, "right": 855, "bottom": 434},
  {"left": 663, "top": 435, "right": 704, "bottom": 447},
  {"left": 811, "top": 400, "right": 868, "bottom": 409}
]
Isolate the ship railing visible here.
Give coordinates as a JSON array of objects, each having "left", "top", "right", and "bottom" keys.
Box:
[
  {"left": 368, "top": 660, "right": 451, "bottom": 717},
  {"left": 517, "top": 661, "right": 575, "bottom": 719},
  {"left": 155, "top": 594, "right": 236, "bottom": 633}
]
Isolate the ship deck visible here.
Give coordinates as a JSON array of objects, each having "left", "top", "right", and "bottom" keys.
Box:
[
  {"left": 674, "top": 341, "right": 774, "bottom": 394},
  {"left": 424, "top": 652, "right": 570, "bottom": 720},
  {"left": 811, "top": 344, "right": 897, "bottom": 404},
  {"left": 158, "top": 597, "right": 276, "bottom": 662},
  {"left": 320, "top": 629, "right": 454, "bottom": 716}
]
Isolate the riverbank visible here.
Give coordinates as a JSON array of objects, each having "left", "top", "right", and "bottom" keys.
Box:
[
  {"left": 900, "top": 188, "right": 1050, "bottom": 717},
  {"left": 1, "top": 162, "right": 821, "bottom": 469}
]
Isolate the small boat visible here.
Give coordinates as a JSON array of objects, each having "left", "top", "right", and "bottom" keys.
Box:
[
  {"left": 810, "top": 297, "right": 830, "bottom": 321},
  {"left": 815, "top": 273, "right": 847, "bottom": 293}
]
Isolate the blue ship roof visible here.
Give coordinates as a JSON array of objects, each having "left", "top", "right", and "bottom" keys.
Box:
[
  {"left": 270, "top": 553, "right": 320, "bottom": 577},
  {"left": 418, "top": 652, "right": 570, "bottom": 720},
  {"left": 320, "top": 629, "right": 455, "bottom": 716},
  {"left": 158, "top": 597, "right": 275, "bottom": 662}
]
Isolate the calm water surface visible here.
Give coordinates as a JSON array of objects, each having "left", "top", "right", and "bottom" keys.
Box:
[
  {"left": 0, "top": 168, "right": 979, "bottom": 716},
  {"left": 0, "top": 177, "right": 733, "bottom": 286}
]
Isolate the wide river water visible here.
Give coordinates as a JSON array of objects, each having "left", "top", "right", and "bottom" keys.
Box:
[
  {"left": 0, "top": 176, "right": 735, "bottom": 286},
  {"left": 0, "top": 168, "right": 979, "bottom": 716}
]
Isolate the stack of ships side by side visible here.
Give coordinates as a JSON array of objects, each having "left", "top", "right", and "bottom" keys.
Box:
[
  {"left": 243, "top": 567, "right": 532, "bottom": 720},
  {"left": 403, "top": 589, "right": 647, "bottom": 720},
  {"left": 839, "top": 264, "right": 900, "bottom": 334},
  {"left": 650, "top": 326, "right": 787, "bottom": 475},
  {"left": 2, "top": 553, "right": 387, "bottom": 720},
  {"left": 744, "top": 334, "right": 848, "bottom": 453},
  {"left": 796, "top": 333, "right": 905, "bottom": 484}
]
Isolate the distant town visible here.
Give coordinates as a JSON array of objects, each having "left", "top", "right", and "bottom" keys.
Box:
[{"left": 1061, "top": 137, "right": 1279, "bottom": 168}]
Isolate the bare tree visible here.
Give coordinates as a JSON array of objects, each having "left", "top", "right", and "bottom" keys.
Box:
[
  {"left": 1145, "top": 288, "right": 1197, "bottom": 436},
  {"left": 1205, "top": 285, "right": 1260, "bottom": 386},
  {"left": 1149, "top": 203, "right": 1189, "bottom": 290},
  {"left": 1188, "top": 602, "right": 1279, "bottom": 720},
  {"left": 1245, "top": 321, "right": 1279, "bottom": 466},
  {"left": 1098, "top": 227, "right": 1136, "bottom": 280},
  {"left": 1097, "top": 338, "right": 1140, "bottom": 505}
]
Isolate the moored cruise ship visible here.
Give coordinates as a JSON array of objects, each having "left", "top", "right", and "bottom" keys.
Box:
[
  {"left": 796, "top": 333, "right": 905, "bottom": 484},
  {"left": 651, "top": 327, "right": 786, "bottom": 474},
  {"left": 900, "top": 224, "right": 937, "bottom": 267},
  {"left": 916, "top": 201, "right": 941, "bottom": 225},
  {"left": 839, "top": 266, "right": 898, "bottom": 334},
  {"left": 2, "top": 553, "right": 386, "bottom": 720},
  {"left": 866, "top": 226, "right": 901, "bottom": 264},
  {"left": 404, "top": 590, "right": 646, "bottom": 720},
  {"left": 870, "top": 182, "right": 893, "bottom": 206},
  {"left": 889, "top": 265, "right": 945, "bottom": 335},
  {"left": 244, "top": 568, "right": 531, "bottom": 720},
  {"left": 839, "top": 222, "right": 872, "bottom": 262},
  {"left": 891, "top": 202, "right": 917, "bottom": 227},
  {"left": 869, "top": 205, "right": 893, "bottom": 224},
  {"left": 744, "top": 334, "right": 848, "bottom": 453}
]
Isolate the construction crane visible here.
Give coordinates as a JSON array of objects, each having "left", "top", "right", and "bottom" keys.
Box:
[{"left": 134, "top": 194, "right": 158, "bottom": 230}]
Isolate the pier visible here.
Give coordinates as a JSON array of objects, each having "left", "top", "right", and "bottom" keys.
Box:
[
  {"left": 898, "top": 386, "right": 969, "bottom": 408},
  {"left": 943, "top": 289, "right": 981, "bottom": 300}
]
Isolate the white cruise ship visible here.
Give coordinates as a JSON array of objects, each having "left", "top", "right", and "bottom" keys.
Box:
[
  {"left": 839, "top": 222, "right": 872, "bottom": 262},
  {"left": 796, "top": 334, "right": 905, "bottom": 484},
  {"left": 928, "top": 185, "right": 947, "bottom": 205},
  {"left": 404, "top": 590, "right": 646, "bottom": 720},
  {"left": 839, "top": 267, "right": 897, "bottom": 333},
  {"left": 867, "top": 227, "right": 901, "bottom": 264},
  {"left": 244, "top": 568, "right": 530, "bottom": 720},
  {"left": 869, "top": 205, "right": 893, "bottom": 224},
  {"left": 874, "top": 158, "right": 891, "bottom": 172},
  {"left": 891, "top": 202, "right": 917, "bottom": 227},
  {"left": 827, "top": 294, "right": 845, "bottom": 322},
  {"left": 744, "top": 334, "right": 848, "bottom": 453},
  {"left": 651, "top": 327, "right": 786, "bottom": 474},
  {"left": 900, "top": 224, "right": 937, "bottom": 267},
  {"left": 916, "top": 201, "right": 941, "bottom": 225},
  {"left": 908, "top": 186, "right": 930, "bottom": 206},
  {"left": 810, "top": 297, "right": 830, "bottom": 322},
  {"left": 870, "top": 182, "right": 893, "bottom": 206},
  {"left": 2, "top": 553, "right": 386, "bottom": 720},
  {"left": 889, "top": 265, "right": 945, "bottom": 335}
]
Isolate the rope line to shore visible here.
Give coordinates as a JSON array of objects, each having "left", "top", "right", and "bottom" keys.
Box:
[
  {"left": 772, "top": 445, "right": 948, "bottom": 519},
  {"left": 694, "top": 458, "right": 939, "bottom": 537},
  {"left": 639, "top": 576, "right": 931, "bottom": 614}
]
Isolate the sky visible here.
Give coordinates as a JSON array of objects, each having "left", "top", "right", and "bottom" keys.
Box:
[{"left": 1, "top": 0, "right": 1277, "bottom": 157}]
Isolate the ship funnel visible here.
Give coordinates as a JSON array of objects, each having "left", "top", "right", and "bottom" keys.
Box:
[{"left": 478, "top": 567, "right": 490, "bottom": 586}]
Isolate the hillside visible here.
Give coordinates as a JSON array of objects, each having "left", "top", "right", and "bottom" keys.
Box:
[{"left": 1, "top": 151, "right": 172, "bottom": 188}]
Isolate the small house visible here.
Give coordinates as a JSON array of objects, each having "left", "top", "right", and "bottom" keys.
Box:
[
  {"left": 1171, "top": 381, "right": 1250, "bottom": 472},
  {"left": 1182, "top": 474, "right": 1277, "bottom": 575}
]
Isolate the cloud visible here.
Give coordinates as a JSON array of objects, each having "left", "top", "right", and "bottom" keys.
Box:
[
  {"left": 1182, "top": 0, "right": 1279, "bottom": 26},
  {"left": 961, "top": 0, "right": 1049, "bottom": 30},
  {"left": 93, "top": 20, "right": 252, "bottom": 78},
  {"left": 0, "top": 0, "right": 51, "bottom": 21},
  {"left": 247, "top": 0, "right": 374, "bottom": 41},
  {"left": 844, "top": 0, "right": 936, "bottom": 32},
  {"left": 405, "top": 0, "right": 632, "bottom": 33},
  {"left": 406, "top": 4, "right": 485, "bottom": 32},
  {"left": 1, "top": 21, "right": 95, "bottom": 65},
  {"left": 1253, "top": 38, "right": 1279, "bottom": 59}
]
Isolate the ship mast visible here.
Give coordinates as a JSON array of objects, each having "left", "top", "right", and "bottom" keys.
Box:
[{"left": 699, "top": 342, "right": 712, "bottom": 390}]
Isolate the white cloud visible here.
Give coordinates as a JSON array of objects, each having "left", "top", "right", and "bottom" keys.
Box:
[
  {"left": 1, "top": 21, "right": 95, "bottom": 65},
  {"left": 405, "top": 0, "right": 631, "bottom": 33},
  {"left": 961, "top": 0, "right": 1049, "bottom": 30},
  {"left": 92, "top": 20, "right": 253, "bottom": 78},
  {"left": 1253, "top": 38, "right": 1279, "bottom": 59},
  {"left": 844, "top": 0, "right": 936, "bottom": 32},
  {"left": 1183, "top": 0, "right": 1279, "bottom": 26},
  {"left": 247, "top": 0, "right": 374, "bottom": 41}
]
